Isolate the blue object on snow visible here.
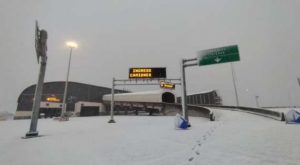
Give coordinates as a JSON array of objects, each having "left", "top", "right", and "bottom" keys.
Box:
[
  {"left": 175, "top": 113, "right": 188, "bottom": 129},
  {"left": 286, "top": 110, "right": 300, "bottom": 124},
  {"left": 179, "top": 116, "right": 188, "bottom": 129}
]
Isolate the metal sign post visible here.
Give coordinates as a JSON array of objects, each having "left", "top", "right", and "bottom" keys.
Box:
[
  {"left": 108, "top": 77, "right": 116, "bottom": 123},
  {"left": 180, "top": 58, "right": 197, "bottom": 126},
  {"left": 180, "top": 59, "right": 188, "bottom": 125},
  {"left": 25, "top": 21, "right": 48, "bottom": 138}
]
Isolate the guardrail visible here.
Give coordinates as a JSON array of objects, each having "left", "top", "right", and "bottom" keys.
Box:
[
  {"left": 103, "top": 101, "right": 215, "bottom": 121},
  {"left": 262, "top": 106, "right": 300, "bottom": 108},
  {"left": 163, "top": 103, "right": 215, "bottom": 121},
  {"left": 106, "top": 100, "right": 288, "bottom": 122},
  {"left": 198, "top": 104, "right": 285, "bottom": 121},
  {"left": 186, "top": 104, "right": 215, "bottom": 121}
]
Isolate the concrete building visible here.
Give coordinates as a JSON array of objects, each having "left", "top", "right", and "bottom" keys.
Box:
[{"left": 15, "top": 81, "right": 127, "bottom": 119}]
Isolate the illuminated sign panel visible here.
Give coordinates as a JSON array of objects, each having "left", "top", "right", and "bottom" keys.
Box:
[
  {"left": 160, "top": 81, "right": 175, "bottom": 89},
  {"left": 46, "top": 97, "right": 60, "bottom": 102},
  {"left": 129, "top": 67, "right": 166, "bottom": 79}
]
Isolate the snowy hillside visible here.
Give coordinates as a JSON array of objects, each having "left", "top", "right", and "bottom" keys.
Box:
[{"left": 0, "top": 109, "right": 299, "bottom": 165}]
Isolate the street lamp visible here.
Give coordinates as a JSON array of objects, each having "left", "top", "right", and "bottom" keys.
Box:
[
  {"left": 246, "top": 89, "right": 260, "bottom": 108},
  {"left": 255, "top": 95, "right": 260, "bottom": 108},
  {"left": 230, "top": 63, "right": 239, "bottom": 107},
  {"left": 61, "top": 41, "right": 78, "bottom": 119}
]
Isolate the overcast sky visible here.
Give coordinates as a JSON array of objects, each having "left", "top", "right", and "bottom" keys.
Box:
[{"left": 1, "top": 0, "right": 300, "bottom": 113}]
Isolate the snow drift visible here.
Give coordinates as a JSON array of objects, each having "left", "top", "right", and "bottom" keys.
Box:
[{"left": 285, "top": 110, "right": 300, "bottom": 124}]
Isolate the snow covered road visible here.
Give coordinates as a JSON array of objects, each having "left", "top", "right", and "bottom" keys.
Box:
[
  {"left": 192, "top": 108, "right": 300, "bottom": 165},
  {"left": 0, "top": 109, "right": 299, "bottom": 165}
]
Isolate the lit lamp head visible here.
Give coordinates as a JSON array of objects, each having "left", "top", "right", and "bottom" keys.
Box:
[{"left": 66, "top": 41, "right": 78, "bottom": 48}]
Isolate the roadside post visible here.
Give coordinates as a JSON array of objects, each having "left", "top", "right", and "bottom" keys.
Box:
[
  {"left": 25, "top": 21, "right": 48, "bottom": 138},
  {"left": 108, "top": 77, "right": 116, "bottom": 123}
]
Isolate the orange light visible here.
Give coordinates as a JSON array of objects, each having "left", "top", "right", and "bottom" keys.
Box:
[
  {"left": 160, "top": 81, "right": 175, "bottom": 89},
  {"left": 46, "top": 97, "right": 60, "bottom": 102}
]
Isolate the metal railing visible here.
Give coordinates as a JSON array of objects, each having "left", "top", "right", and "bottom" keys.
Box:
[{"left": 199, "top": 104, "right": 285, "bottom": 121}]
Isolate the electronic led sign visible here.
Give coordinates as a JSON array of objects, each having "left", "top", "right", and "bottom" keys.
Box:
[
  {"left": 160, "top": 81, "right": 175, "bottom": 89},
  {"left": 129, "top": 67, "right": 166, "bottom": 79}
]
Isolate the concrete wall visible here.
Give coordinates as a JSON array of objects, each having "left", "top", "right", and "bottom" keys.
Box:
[{"left": 14, "top": 111, "right": 32, "bottom": 119}]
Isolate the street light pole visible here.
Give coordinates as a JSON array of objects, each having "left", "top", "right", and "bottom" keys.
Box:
[
  {"left": 230, "top": 63, "right": 240, "bottom": 107},
  {"left": 255, "top": 95, "right": 260, "bottom": 107},
  {"left": 61, "top": 41, "right": 77, "bottom": 119}
]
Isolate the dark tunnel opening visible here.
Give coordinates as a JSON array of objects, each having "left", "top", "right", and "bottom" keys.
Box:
[{"left": 162, "top": 92, "right": 175, "bottom": 103}]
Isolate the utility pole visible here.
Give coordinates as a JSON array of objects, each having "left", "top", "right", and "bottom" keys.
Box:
[{"left": 25, "top": 21, "right": 48, "bottom": 138}]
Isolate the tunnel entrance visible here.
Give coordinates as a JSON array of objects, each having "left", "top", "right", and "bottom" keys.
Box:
[
  {"left": 162, "top": 92, "right": 175, "bottom": 103},
  {"left": 80, "top": 106, "right": 99, "bottom": 116}
]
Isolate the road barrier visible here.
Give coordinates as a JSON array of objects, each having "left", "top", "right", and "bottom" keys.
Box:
[
  {"left": 199, "top": 104, "right": 285, "bottom": 121},
  {"left": 185, "top": 104, "right": 215, "bottom": 121}
]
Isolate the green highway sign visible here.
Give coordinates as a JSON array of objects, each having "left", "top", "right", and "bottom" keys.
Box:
[{"left": 198, "top": 45, "right": 240, "bottom": 66}]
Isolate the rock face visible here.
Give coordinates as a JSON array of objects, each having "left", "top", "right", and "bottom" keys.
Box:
[{"left": 0, "top": 111, "right": 14, "bottom": 121}]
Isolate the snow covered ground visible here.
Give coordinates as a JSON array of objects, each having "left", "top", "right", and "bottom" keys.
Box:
[{"left": 0, "top": 109, "right": 299, "bottom": 165}]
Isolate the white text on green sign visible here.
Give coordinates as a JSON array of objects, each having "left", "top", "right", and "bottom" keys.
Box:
[{"left": 198, "top": 45, "right": 240, "bottom": 66}]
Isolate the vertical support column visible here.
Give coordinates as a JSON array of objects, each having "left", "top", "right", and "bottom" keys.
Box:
[
  {"left": 26, "top": 56, "right": 47, "bottom": 137},
  {"left": 25, "top": 28, "right": 48, "bottom": 138},
  {"left": 230, "top": 63, "right": 239, "bottom": 107},
  {"left": 108, "top": 77, "right": 116, "bottom": 123},
  {"left": 180, "top": 59, "right": 190, "bottom": 125},
  {"left": 61, "top": 47, "right": 73, "bottom": 118}
]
